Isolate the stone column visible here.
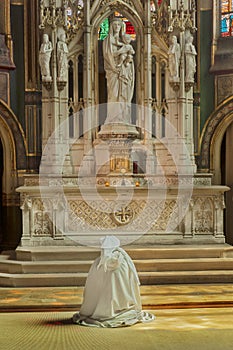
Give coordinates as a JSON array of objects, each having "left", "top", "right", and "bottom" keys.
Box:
[
  {"left": 143, "top": 0, "right": 152, "bottom": 141},
  {"left": 143, "top": 1, "right": 155, "bottom": 175},
  {"left": 82, "top": 0, "right": 94, "bottom": 175},
  {"left": 39, "top": 0, "right": 72, "bottom": 175},
  {"left": 165, "top": 0, "right": 196, "bottom": 174}
]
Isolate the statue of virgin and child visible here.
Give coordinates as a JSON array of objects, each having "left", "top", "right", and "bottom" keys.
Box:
[{"left": 103, "top": 18, "right": 135, "bottom": 124}]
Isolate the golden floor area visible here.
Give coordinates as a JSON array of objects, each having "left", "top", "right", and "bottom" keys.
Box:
[
  {"left": 1, "top": 284, "right": 233, "bottom": 311},
  {"left": 1, "top": 284, "right": 233, "bottom": 350},
  {"left": 1, "top": 308, "right": 233, "bottom": 350}
]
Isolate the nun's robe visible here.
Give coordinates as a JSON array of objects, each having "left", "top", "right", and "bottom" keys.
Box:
[{"left": 73, "top": 248, "right": 154, "bottom": 327}]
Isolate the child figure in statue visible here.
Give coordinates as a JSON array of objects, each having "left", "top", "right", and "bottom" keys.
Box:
[
  {"left": 72, "top": 236, "right": 155, "bottom": 327},
  {"left": 113, "top": 33, "right": 135, "bottom": 67}
]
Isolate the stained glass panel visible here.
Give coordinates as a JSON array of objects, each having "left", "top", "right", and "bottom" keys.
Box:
[
  {"left": 99, "top": 18, "right": 109, "bottom": 40},
  {"left": 98, "top": 12, "right": 136, "bottom": 41},
  {"left": 221, "top": 1, "right": 233, "bottom": 36},
  {"left": 221, "top": 0, "right": 233, "bottom": 13}
]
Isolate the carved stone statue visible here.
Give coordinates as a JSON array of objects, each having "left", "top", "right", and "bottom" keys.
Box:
[
  {"left": 185, "top": 35, "right": 197, "bottom": 83},
  {"left": 57, "top": 33, "right": 69, "bottom": 82},
  {"left": 168, "top": 35, "right": 181, "bottom": 82},
  {"left": 39, "top": 34, "right": 53, "bottom": 82},
  {"left": 103, "top": 18, "right": 135, "bottom": 124}
]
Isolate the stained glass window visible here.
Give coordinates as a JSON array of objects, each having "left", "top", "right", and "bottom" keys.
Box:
[
  {"left": 221, "top": 1, "right": 233, "bottom": 36},
  {"left": 98, "top": 12, "right": 136, "bottom": 41},
  {"left": 99, "top": 18, "right": 109, "bottom": 40}
]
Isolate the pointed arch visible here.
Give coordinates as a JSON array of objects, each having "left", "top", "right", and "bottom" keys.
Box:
[
  {"left": 90, "top": 3, "right": 143, "bottom": 37},
  {"left": 199, "top": 96, "right": 233, "bottom": 184},
  {"left": 0, "top": 100, "right": 27, "bottom": 198}
]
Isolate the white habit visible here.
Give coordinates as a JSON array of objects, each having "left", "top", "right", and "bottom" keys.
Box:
[{"left": 73, "top": 236, "right": 155, "bottom": 327}]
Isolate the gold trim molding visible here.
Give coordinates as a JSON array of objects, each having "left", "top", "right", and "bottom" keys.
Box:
[{"left": 10, "top": 0, "right": 24, "bottom": 5}]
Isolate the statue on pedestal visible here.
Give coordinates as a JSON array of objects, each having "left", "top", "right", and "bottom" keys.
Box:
[
  {"left": 103, "top": 18, "right": 135, "bottom": 124},
  {"left": 39, "top": 34, "right": 53, "bottom": 82},
  {"left": 57, "top": 33, "right": 69, "bottom": 82},
  {"left": 185, "top": 34, "right": 197, "bottom": 83},
  {"left": 168, "top": 35, "right": 181, "bottom": 82}
]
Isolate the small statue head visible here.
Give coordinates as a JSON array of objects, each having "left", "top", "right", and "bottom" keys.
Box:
[
  {"left": 59, "top": 33, "right": 66, "bottom": 42},
  {"left": 171, "top": 35, "right": 177, "bottom": 44},
  {"left": 122, "top": 33, "right": 132, "bottom": 44},
  {"left": 109, "top": 18, "right": 124, "bottom": 35},
  {"left": 42, "top": 33, "right": 49, "bottom": 43}
]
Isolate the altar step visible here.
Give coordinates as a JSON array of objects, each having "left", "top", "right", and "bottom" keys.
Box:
[{"left": 0, "top": 245, "right": 233, "bottom": 287}]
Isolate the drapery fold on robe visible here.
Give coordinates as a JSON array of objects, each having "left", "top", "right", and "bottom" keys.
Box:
[{"left": 73, "top": 236, "right": 155, "bottom": 328}]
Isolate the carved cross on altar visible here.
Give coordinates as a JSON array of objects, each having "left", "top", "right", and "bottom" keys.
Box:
[{"left": 113, "top": 206, "right": 133, "bottom": 225}]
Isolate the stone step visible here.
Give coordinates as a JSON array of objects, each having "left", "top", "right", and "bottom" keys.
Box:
[
  {"left": 139, "top": 270, "right": 233, "bottom": 285},
  {"left": 1, "top": 244, "right": 232, "bottom": 287},
  {"left": 0, "top": 260, "right": 92, "bottom": 274},
  {"left": 0, "top": 272, "right": 87, "bottom": 287},
  {"left": 135, "top": 258, "right": 233, "bottom": 272},
  {"left": 15, "top": 247, "right": 100, "bottom": 262},
  {"left": 1, "top": 270, "right": 233, "bottom": 287},
  {"left": 15, "top": 245, "right": 228, "bottom": 261},
  {"left": 1, "top": 258, "right": 233, "bottom": 274}
]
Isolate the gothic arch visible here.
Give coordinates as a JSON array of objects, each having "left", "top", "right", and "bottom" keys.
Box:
[
  {"left": 0, "top": 107, "right": 16, "bottom": 199},
  {"left": 91, "top": 4, "right": 143, "bottom": 36},
  {"left": 0, "top": 100, "right": 27, "bottom": 196},
  {"left": 199, "top": 96, "right": 233, "bottom": 184},
  {"left": 90, "top": 5, "right": 144, "bottom": 108}
]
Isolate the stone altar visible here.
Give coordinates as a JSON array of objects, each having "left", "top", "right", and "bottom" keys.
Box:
[{"left": 16, "top": 1, "right": 228, "bottom": 248}]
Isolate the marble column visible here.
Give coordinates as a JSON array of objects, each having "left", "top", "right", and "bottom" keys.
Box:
[{"left": 82, "top": 0, "right": 94, "bottom": 175}]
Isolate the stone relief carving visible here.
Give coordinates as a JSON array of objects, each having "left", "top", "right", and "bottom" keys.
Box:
[
  {"left": 193, "top": 177, "right": 212, "bottom": 186},
  {"left": 40, "top": 2, "right": 66, "bottom": 29},
  {"left": 151, "top": 200, "right": 178, "bottom": 231},
  {"left": 112, "top": 204, "right": 134, "bottom": 225},
  {"left": 66, "top": 199, "right": 179, "bottom": 232},
  {"left": 33, "top": 211, "right": 52, "bottom": 236},
  {"left": 193, "top": 198, "right": 213, "bottom": 233}
]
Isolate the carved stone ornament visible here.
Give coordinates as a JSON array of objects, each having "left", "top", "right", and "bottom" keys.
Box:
[
  {"left": 33, "top": 211, "right": 52, "bottom": 236},
  {"left": 57, "top": 80, "right": 67, "bottom": 91},
  {"left": 185, "top": 81, "right": 194, "bottom": 92},
  {"left": 112, "top": 204, "right": 134, "bottom": 225},
  {"left": 42, "top": 80, "right": 53, "bottom": 91},
  {"left": 169, "top": 81, "right": 180, "bottom": 91}
]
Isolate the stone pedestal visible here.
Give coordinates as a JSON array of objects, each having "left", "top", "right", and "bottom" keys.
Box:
[
  {"left": 94, "top": 123, "right": 140, "bottom": 176},
  {"left": 98, "top": 123, "right": 139, "bottom": 139}
]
